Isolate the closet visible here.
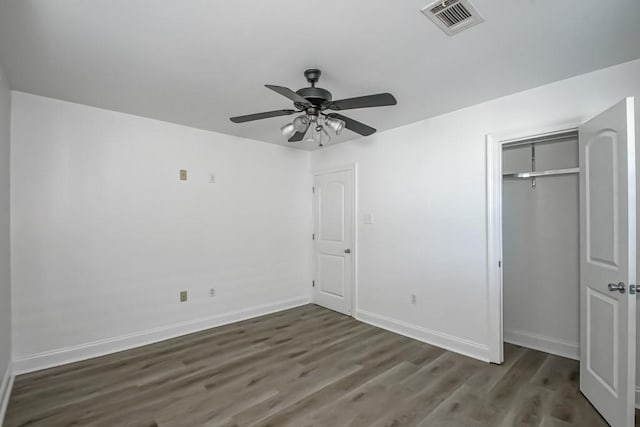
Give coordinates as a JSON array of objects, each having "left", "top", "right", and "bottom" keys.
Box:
[{"left": 501, "top": 130, "right": 580, "bottom": 359}]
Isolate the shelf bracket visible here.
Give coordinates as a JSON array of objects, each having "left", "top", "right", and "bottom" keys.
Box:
[{"left": 531, "top": 144, "right": 536, "bottom": 188}]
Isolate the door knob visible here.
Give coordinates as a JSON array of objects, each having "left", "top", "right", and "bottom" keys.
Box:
[
  {"left": 344, "top": 249, "right": 351, "bottom": 254},
  {"left": 608, "top": 282, "right": 626, "bottom": 293}
]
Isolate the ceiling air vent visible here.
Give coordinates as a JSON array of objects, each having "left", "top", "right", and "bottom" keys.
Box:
[{"left": 421, "top": 0, "right": 484, "bottom": 36}]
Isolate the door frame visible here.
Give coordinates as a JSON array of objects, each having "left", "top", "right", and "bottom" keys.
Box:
[
  {"left": 485, "top": 122, "right": 580, "bottom": 364},
  {"left": 312, "top": 163, "right": 358, "bottom": 317}
]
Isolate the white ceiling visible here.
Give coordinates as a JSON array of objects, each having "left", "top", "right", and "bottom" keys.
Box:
[{"left": 0, "top": 0, "right": 639, "bottom": 150}]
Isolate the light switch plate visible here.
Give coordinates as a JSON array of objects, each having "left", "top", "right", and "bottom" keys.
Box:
[{"left": 180, "top": 169, "right": 187, "bottom": 181}]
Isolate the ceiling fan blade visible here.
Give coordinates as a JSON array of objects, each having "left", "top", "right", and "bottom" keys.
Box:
[
  {"left": 327, "top": 93, "right": 397, "bottom": 111},
  {"left": 288, "top": 126, "right": 309, "bottom": 142},
  {"left": 328, "top": 113, "right": 376, "bottom": 136},
  {"left": 230, "top": 109, "right": 296, "bottom": 123},
  {"left": 265, "top": 85, "right": 311, "bottom": 107}
]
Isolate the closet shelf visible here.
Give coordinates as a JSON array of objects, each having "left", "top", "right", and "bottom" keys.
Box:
[{"left": 502, "top": 167, "right": 579, "bottom": 179}]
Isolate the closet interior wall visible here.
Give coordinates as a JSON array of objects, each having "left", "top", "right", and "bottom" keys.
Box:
[{"left": 502, "top": 135, "right": 580, "bottom": 359}]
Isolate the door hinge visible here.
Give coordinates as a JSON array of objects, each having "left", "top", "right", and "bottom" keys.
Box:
[
  {"left": 312, "top": 186, "right": 315, "bottom": 194},
  {"left": 312, "top": 280, "right": 315, "bottom": 288},
  {"left": 312, "top": 233, "right": 315, "bottom": 240},
  {"left": 498, "top": 261, "right": 502, "bottom": 268}
]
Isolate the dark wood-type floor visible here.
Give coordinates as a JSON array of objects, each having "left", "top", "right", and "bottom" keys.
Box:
[{"left": 4, "top": 304, "right": 635, "bottom": 426}]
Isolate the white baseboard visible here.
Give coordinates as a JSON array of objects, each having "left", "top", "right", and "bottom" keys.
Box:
[
  {"left": 355, "top": 309, "right": 490, "bottom": 362},
  {"left": 504, "top": 329, "right": 579, "bottom": 361},
  {"left": 13, "top": 296, "right": 311, "bottom": 375},
  {"left": 0, "top": 362, "right": 14, "bottom": 427},
  {"left": 636, "top": 387, "right": 639, "bottom": 410}
]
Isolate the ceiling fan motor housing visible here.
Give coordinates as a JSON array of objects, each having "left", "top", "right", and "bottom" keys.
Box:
[{"left": 295, "top": 87, "right": 332, "bottom": 109}]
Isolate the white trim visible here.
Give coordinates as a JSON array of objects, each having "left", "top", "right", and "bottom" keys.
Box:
[
  {"left": 485, "top": 134, "right": 503, "bottom": 364},
  {"left": 12, "top": 296, "right": 310, "bottom": 375},
  {"left": 353, "top": 164, "right": 359, "bottom": 316},
  {"left": 312, "top": 163, "right": 358, "bottom": 317},
  {"left": 312, "top": 164, "right": 357, "bottom": 176},
  {"left": 635, "top": 387, "right": 639, "bottom": 409},
  {"left": 488, "top": 123, "right": 581, "bottom": 146},
  {"left": 356, "top": 309, "right": 490, "bottom": 362},
  {"left": 504, "top": 329, "right": 579, "bottom": 360},
  {"left": 485, "top": 122, "right": 580, "bottom": 364},
  {"left": 0, "top": 362, "right": 14, "bottom": 426}
]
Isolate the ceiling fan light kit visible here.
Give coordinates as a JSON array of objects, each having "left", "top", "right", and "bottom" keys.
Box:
[{"left": 230, "top": 69, "right": 397, "bottom": 147}]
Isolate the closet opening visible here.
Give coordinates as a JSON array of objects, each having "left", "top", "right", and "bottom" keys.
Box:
[
  {"left": 501, "top": 129, "right": 580, "bottom": 360},
  {"left": 487, "top": 99, "right": 637, "bottom": 425}
]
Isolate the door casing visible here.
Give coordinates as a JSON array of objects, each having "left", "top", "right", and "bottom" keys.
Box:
[{"left": 486, "top": 122, "right": 581, "bottom": 364}]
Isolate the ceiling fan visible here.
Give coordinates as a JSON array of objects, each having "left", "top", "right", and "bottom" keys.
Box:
[{"left": 230, "top": 69, "right": 397, "bottom": 146}]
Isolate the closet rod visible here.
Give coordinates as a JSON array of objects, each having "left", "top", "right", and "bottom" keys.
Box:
[
  {"left": 502, "top": 167, "right": 579, "bottom": 179},
  {"left": 503, "top": 131, "right": 578, "bottom": 149}
]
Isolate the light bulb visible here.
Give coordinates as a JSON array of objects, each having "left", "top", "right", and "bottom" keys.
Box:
[
  {"left": 293, "top": 116, "right": 310, "bottom": 133},
  {"left": 280, "top": 123, "right": 296, "bottom": 138},
  {"left": 325, "top": 117, "right": 345, "bottom": 135}
]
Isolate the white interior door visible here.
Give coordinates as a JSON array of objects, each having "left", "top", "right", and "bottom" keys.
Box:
[
  {"left": 579, "top": 97, "right": 636, "bottom": 427},
  {"left": 313, "top": 169, "right": 353, "bottom": 315}
]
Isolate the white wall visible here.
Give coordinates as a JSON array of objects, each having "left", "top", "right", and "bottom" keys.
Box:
[
  {"left": 0, "top": 63, "right": 12, "bottom": 413},
  {"left": 502, "top": 138, "right": 580, "bottom": 359},
  {"left": 311, "top": 59, "right": 640, "bottom": 365},
  {"left": 10, "top": 92, "right": 312, "bottom": 372}
]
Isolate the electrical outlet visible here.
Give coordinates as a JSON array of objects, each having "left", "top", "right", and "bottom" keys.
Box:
[
  {"left": 209, "top": 288, "right": 215, "bottom": 297},
  {"left": 208, "top": 174, "right": 215, "bottom": 183},
  {"left": 180, "top": 169, "right": 187, "bottom": 181},
  {"left": 411, "top": 294, "right": 417, "bottom": 305},
  {"left": 180, "top": 290, "right": 188, "bottom": 302}
]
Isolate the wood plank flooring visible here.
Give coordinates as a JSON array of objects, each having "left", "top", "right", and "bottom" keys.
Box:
[{"left": 3, "top": 304, "right": 629, "bottom": 426}]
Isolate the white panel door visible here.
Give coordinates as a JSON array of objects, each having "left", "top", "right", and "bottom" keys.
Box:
[
  {"left": 579, "top": 98, "right": 636, "bottom": 427},
  {"left": 313, "top": 169, "right": 353, "bottom": 315}
]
